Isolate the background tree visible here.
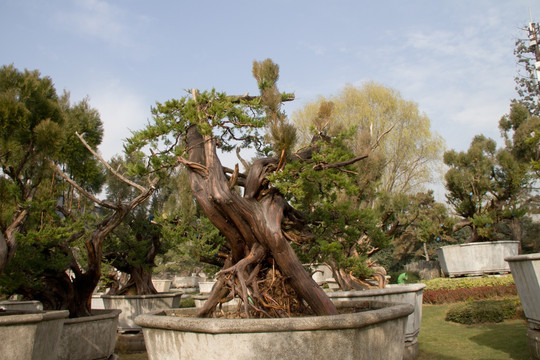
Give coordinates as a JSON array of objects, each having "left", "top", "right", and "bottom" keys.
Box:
[
  {"left": 291, "top": 82, "right": 445, "bottom": 194},
  {"left": 444, "top": 135, "right": 530, "bottom": 244},
  {"left": 0, "top": 65, "right": 65, "bottom": 275},
  {"left": 0, "top": 65, "right": 156, "bottom": 317}
]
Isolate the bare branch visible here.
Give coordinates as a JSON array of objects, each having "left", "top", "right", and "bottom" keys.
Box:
[
  {"left": 75, "top": 132, "right": 147, "bottom": 193},
  {"left": 371, "top": 123, "right": 396, "bottom": 151},
  {"left": 50, "top": 161, "right": 118, "bottom": 210},
  {"left": 177, "top": 156, "right": 209, "bottom": 175},
  {"left": 312, "top": 154, "right": 368, "bottom": 171}
]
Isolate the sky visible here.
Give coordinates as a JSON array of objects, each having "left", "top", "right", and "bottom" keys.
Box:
[{"left": 1, "top": 0, "right": 539, "bottom": 194}]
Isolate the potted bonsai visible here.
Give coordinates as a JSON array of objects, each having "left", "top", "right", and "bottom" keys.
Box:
[
  {"left": 130, "top": 59, "right": 413, "bottom": 359},
  {"left": 98, "top": 157, "right": 182, "bottom": 337},
  {"left": 0, "top": 65, "right": 156, "bottom": 360},
  {"left": 438, "top": 135, "right": 527, "bottom": 276}
]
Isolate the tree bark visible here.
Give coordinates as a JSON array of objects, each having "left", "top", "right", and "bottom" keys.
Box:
[{"left": 184, "top": 125, "right": 338, "bottom": 317}]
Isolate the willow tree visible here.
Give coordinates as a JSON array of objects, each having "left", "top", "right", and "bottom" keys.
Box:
[
  {"left": 292, "top": 82, "right": 444, "bottom": 194},
  {"left": 127, "top": 60, "right": 373, "bottom": 317}
]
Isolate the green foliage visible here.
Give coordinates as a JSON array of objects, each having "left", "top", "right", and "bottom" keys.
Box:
[
  {"left": 445, "top": 298, "right": 522, "bottom": 325},
  {"left": 0, "top": 225, "right": 78, "bottom": 293},
  {"left": 444, "top": 134, "right": 531, "bottom": 242},
  {"left": 422, "top": 275, "right": 515, "bottom": 291},
  {"left": 125, "top": 89, "right": 266, "bottom": 175},
  {"left": 179, "top": 297, "right": 195, "bottom": 308},
  {"left": 291, "top": 82, "right": 445, "bottom": 194},
  {"left": 270, "top": 128, "right": 388, "bottom": 279}
]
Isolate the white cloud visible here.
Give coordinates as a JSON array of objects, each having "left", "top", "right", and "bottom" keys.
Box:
[
  {"left": 54, "top": 0, "right": 133, "bottom": 47},
  {"left": 86, "top": 81, "right": 150, "bottom": 161},
  {"left": 299, "top": 41, "right": 326, "bottom": 56}
]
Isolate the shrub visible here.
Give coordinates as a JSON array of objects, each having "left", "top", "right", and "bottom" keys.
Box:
[
  {"left": 179, "top": 297, "right": 195, "bottom": 308},
  {"left": 423, "top": 285, "right": 518, "bottom": 304},
  {"left": 445, "top": 298, "right": 522, "bottom": 325},
  {"left": 422, "top": 275, "right": 514, "bottom": 291}
]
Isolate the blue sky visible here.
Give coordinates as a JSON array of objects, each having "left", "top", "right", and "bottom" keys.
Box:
[{"left": 1, "top": 0, "right": 538, "bottom": 177}]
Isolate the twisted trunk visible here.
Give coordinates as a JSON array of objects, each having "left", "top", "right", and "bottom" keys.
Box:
[{"left": 185, "top": 126, "right": 337, "bottom": 317}]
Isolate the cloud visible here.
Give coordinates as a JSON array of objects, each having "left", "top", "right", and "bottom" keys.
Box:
[
  {"left": 86, "top": 80, "right": 150, "bottom": 161},
  {"left": 54, "top": 0, "right": 134, "bottom": 47},
  {"left": 299, "top": 41, "right": 327, "bottom": 56}
]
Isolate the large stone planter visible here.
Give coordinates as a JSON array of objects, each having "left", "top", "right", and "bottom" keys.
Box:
[
  {"left": 136, "top": 300, "right": 413, "bottom": 360},
  {"left": 0, "top": 309, "right": 68, "bottom": 360},
  {"left": 152, "top": 279, "right": 172, "bottom": 292},
  {"left": 436, "top": 240, "right": 519, "bottom": 277},
  {"left": 58, "top": 309, "right": 121, "bottom": 360},
  {"left": 505, "top": 253, "right": 540, "bottom": 359},
  {"left": 102, "top": 292, "right": 182, "bottom": 332},
  {"left": 198, "top": 280, "right": 217, "bottom": 294},
  {"left": 328, "top": 284, "right": 425, "bottom": 360}
]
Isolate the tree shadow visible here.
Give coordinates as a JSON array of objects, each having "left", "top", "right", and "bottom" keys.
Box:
[
  {"left": 469, "top": 322, "right": 530, "bottom": 360},
  {"left": 418, "top": 350, "right": 460, "bottom": 360}
]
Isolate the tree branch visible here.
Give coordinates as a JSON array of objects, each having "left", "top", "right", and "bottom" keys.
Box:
[
  {"left": 75, "top": 132, "right": 148, "bottom": 193},
  {"left": 312, "top": 154, "right": 368, "bottom": 171}
]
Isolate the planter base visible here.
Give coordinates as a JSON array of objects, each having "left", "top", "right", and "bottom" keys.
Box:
[
  {"left": 0, "top": 310, "right": 68, "bottom": 360},
  {"left": 328, "top": 284, "right": 425, "bottom": 360},
  {"left": 58, "top": 309, "right": 120, "bottom": 360},
  {"left": 102, "top": 292, "right": 182, "bottom": 332},
  {"left": 528, "top": 328, "right": 540, "bottom": 360},
  {"left": 137, "top": 300, "right": 413, "bottom": 360},
  {"left": 437, "top": 241, "right": 519, "bottom": 277}
]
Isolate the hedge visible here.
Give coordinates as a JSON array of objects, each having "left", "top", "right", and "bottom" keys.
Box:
[
  {"left": 422, "top": 275, "right": 514, "bottom": 291},
  {"left": 445, "top": 298, "right": 522, "bottom": 324},
  {"left": 423, "top": 285, "right": 518, "bottom": 304}
]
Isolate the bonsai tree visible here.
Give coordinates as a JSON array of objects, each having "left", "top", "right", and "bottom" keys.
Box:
[
  {"left": 0, "top": 65, "right": 156, "bottom": 316},
  {"left": 444, "top": 134, "right": 531, "bottom": 243},
  {"left": 126, "top": 59, "right": 381, "bottom": 317}
]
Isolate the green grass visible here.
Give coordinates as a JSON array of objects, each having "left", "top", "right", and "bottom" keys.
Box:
[
  {"left": 418, "top": 304, "right": 530, "bottom": 360},
  {"left": 119, "top": 303, "right": 531, "bottom": 360}
]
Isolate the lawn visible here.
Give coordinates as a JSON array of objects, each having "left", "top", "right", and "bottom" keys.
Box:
[
  {"left": 418, "top": 304, "right": 530, "bottom": 360},
  {"left": 118, "top": 303, "right": 531, "bottom": 360}
]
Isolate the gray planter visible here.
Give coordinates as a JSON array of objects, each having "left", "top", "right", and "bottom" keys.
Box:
[
  {"left": 198, "top": 280, "right": 217, "bottom": 294},
  {"left": 0, "top": 300, "right": 43, "bottom": 312},
  {"left": 152, "top": 279, "right": 172, "bottom": 293},
  {"left": 505, "top": 253, "right": 540, "bottom": 360},
  {"left": 0, "top": 309, "right": 68, "bottom": 360},
  {"left": 328, "top": 284, "right": 425, "bottom": 360},
  {"left": 436, "top": 240, "right": 519, "bottom": 277},
  {"left": 136, "top": 300, "right": 413, "bottom": 360},
  {"left": 102, "top": 292, "right": 182, "bottom": 332},
  {"left": 57, "top": 309, "right": 121, "bottom": 360}
]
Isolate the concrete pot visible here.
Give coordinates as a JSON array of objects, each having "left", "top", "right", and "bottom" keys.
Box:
[
  {"left": 198, "top": 280, "right": 217, "bottom": 294},
  {"left": 57, "top": 309, "right": 120, "bottom": 360},
  {"left": 152, "top": 279, "right": 172, "bottom": 293},
  {"left": 505, "top": 253, "right": 540, "bottom": 360},
  {"left": 505, "top": 253, "right": 540, "bottom": 328},
  {"left": 0, "top": 309, "right": 68, "bottom": 360},
  {"left": 328, "top": 284, "right": 425, "bottom": 360},
  {"left": 436, "top": 240, "right": 519, "bottom": 277},
  {"left": 136, "top": 300, "right": 413, "bottom": 360},
  {"left": 0, "top": 300, "right": 43, "bottom": 312},
  {"left": 102, "top": 292, "right": 182, "bottom": 332}
]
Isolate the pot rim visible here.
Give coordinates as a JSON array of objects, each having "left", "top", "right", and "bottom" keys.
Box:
[
  {"left": 505, "top": 253, "right": 540, "bottom": 262},
  {"left": 101, "top": 292, "right": 183, "bottom": 300},
  {"left": 0, "top": 309, "right": 69, "bottom": 326},
  {"left": 135, "top": 300, "right": 413, "bottom": 334},
  {"left": 328, "top": 283, "right": 426, "bottom": 299}
]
